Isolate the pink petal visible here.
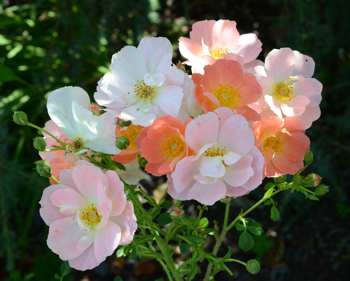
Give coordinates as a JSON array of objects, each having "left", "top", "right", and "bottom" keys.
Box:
[
  {"left": 77, "top": 232, "right": 95, "bottom": 252},
  {"left": 155, "top": 85, "right": 183, "bottom": 117},
  {"left": 179, "top": 37, "right": 206, "bottom": 62},
  {"left": 233, "top": 33, "right": 262, "bottom": 63},
  {"left": 110, "top": 201, "right": 137, "bottom": 245},
  {"left": 264, "top": 95, "right": 282, "bottom": 118},
  {"left": 187, "top": 179, "right": 226, "bottom": 205},
  {"left": 94, "top": 221, "right": 121, "bottom": 263},
  {"left": 50, "top": 188, "right": 87, "bottom": 215},
  {"left": 68, "top": 244, "right": 99, "bottom": 271},
  {"left": 292, "top": 50, "right": 315, "bottom": 78},
  {"left": 240, "top": 147, "right": 264, "bottom": 190},
  {"left": 172, "top": 157, "right": 199, "bottom": 194},
  {"left": 190, "top": 20, "right": 216, "bottom": 46},
  {"left": 265, "top": 48, "right": 296, "bottom": 81},
  {"left": 47, "top": 217, "right": 87, "bottom": 260},
  {"left": 185, "top": 112, "right": 219, "bottom": 152},
  {"left": 199, "top": 156, "right": 226, "bottom": 178},
  {"left": 105, "top": 170, "right": 126, "bottom": 217},
  {"left": 211, "top": 20, "right": 240, "bottom": 48},
  {"left": 222, "top": 155, "right": 254, "bottom": 187},
  {"left": 214, "top": 107, "right": 235, "bottom": 127},
  {"left": 218, "top": 115, "right": 255, "bottom": 155},
  {"left": 39, "top": 185, "right": 68, "bottom": 226}
]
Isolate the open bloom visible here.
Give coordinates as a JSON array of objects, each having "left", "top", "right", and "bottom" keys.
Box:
[
  {"left": 136, "top": 115, "right": 192, "bottom": 176},
  {"left": 94, "top": 37, "right": 185, "bottom": 126},
  {"left": 168, "top": 107, "right": 264, "bottom": 205},
  {"left": 193, "top": 59, "right": 262, "bottom": 121},
  {"left": 179, "top": 20, "right": 262, "bottom": 74},
  {"left": 252, "top": 116, "right": 310, "bottom": 177},
  {"left": 39, "top": 160, "right": 137, "bottom": 270},
  {"left": 47, "top": 86, "right": 120, "bottom": 155},
  {"left": 252, "top": 48, "right": 322, "bottom": 129},
  {"left": 39, "top": 120, "right": 79, "bottom": 184}
]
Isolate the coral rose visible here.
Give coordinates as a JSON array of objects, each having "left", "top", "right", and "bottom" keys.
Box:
[
  {"left": 193, "top": 59, "right": 262, "bottom": 121},
  {"left": 136, "top": 115, "right": 191, "bottom": 176},
  {"left": 252, "top": 116, "right": 310, "bottom": 177}
]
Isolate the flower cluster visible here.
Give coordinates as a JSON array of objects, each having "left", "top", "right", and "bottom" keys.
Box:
[{"left": 36, "top": 19, "right": 322, "bottom": 271}]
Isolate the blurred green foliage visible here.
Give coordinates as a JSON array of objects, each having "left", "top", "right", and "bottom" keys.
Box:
[{"left": 1, "top": 0, "right": 349, "bottom": 280}]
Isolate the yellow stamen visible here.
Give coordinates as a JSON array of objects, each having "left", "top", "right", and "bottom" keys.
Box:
[
  {"left": 212, "top": 84, "right": 240, "bottom": 108},
  {"left": 273, "top": 81, "right": 293, "bottom": 101},
  {"left": 161, "top": 136, "right": 185, "bottom": 158},
  {"left": 134, "top": 80, "right": 156, "bottom": 101},
  {"left": 210, "top": 47, "right": 229, "bottom": 59},
  {"left": 264, "top": 135, "right": 285, "bottom": 154},
  {"left": 66, "top": 136, "right": 84, "bottom": 153},
  {"left": 80, "top": 204, "right": 102, "bottom": 226},
  {"left": 120, "top": 124, "right": 142, "bottom": 150},
  {"left": 204, "top": 146, "right": 228, "bottom": 167}
]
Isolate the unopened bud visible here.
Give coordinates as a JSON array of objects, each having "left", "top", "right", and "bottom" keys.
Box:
[
  {"left": 302, "top": 173, "right": 321, "bottom": 188},
  {"left": 115, "top": 136, "right": 129, "bottom": 150},
  {"left": 304, "top": 151, "right": 314, "bottom": 165},
  {"left": 276, "top": 175, "right": 287, "bottom": 183},
  {"left": 293, "top": 175, "right": 302, "bottom": 186},
  {"left": 118, "top": 120, "right": 132, "bottom": 127},
  {"left": 13, "top": 111, "right": 28, "bottom": 125},
  {"left": 138, "top": 156, "right": 148, "bottom": 168},
  {"left": 35, "top": 160, "right": 52, "bottom": 177},
  {"left": 314, "top": 184, "right": 329, "bottom": 196},
  {"left": 91, "top": 104, "right": 101, "bottom": 116},
  {"left": 33, "top": 137, "right": 47, "bottom": 151},
  {"left": 170, "top": 207, "right": 184, "bottom": 222}
]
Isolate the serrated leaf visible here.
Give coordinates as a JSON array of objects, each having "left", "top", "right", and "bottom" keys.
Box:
[
  {"left": 179, "top": 243, "right": 190, "bottom": 254},
  {"left": 156, "top": 213, "right": 172, "bottom": 226},
  {"left": 161, "top": 200, "right": 172, "bottom": 209},
  {"left": 270, "top": 205, "right": 280, "bottom": 221},
  {"left": 238, "top": 230, "right": 254, "bottom": 252},
  {"left": 246, "top": 259, "right": 260, "bottom": 274},
  {"left": 199, "top": 217, "right": 209, "bottom": 228},
  {"left": 247, "top": 226, "right": 263, "bottom": 236}
]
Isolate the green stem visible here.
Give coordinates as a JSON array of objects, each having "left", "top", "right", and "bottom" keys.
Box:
[
  {"left": 50, "top": 175, "right": 60, "bottom": 184},
  {"left": 225, "top": 258, "right": 247, "bottom": 266},
  {"left": 84, "top": 156, "right": 109, "bottom": 169},
  {"left": 204, "top": 188, "right": 285, "bottom": 281},
  {"left": 155, "top": 236, "right": 183, "bottom": 281},
  {"left": 27, "top": 123, "right": 66, "bottom": 147}
]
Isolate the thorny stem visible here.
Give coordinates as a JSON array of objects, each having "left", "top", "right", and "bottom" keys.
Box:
[{"left": 204, "top": 188, "right": 285, "bottom": 281}]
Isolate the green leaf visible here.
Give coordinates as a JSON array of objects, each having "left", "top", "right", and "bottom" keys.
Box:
[
  {"left": 247, "top": 226, "right": 263, "bottom": 236},
  {"left": 156, "top": 213, "right": 172, "bottom": 226},
  {"left": 314, "top": 184, "right": 329, "bottom": 196},
  {"left": 264, "top": 200, "right": 273, "bottom": 206},
  {"left": 114, "top": 161, "right": 126, "bottom": 171},
  {"left": 161, "top": 200, "right": 172, "bottom": 209},
  {"left": 114, "top": 276, "right": 123, "bottom": 281},
  {"left": 306, "top": 194, "right": 319, "bottom": 201},
  {"left": 264, "top": 182, "right": 275, "bottom": 190},
  {"left": 54, "top": 274, "right": 60, "bottom": 280},
  {"left": 185, "top": 235, "right": 207, "bottom": 245},
  {"left": 270, "top": 205, "right": 280, "bottom": 222},
  {"left": 137, "top": 248, "right": 163, "bottom": 259},
  {"left": 199, "top": 217, "right": 209, "bottom": 228},
  {"left": 179, "top": 243, "right": 190, "bottom": 254},
  {"left": 0, "top": 62, "right": 29, "bottom": 84},
  {"left": 116, "top": 248, "right": 125, "bottom": 257},
  {"left": 235, "top": 223, "right": 245, "bottom": 231},
  {"left": 246, "top": 259, "right": 261, "bottom": 274},
  {"left": 133, "top": 235, "right": 155, "bottom": 245},
  {"left": 238, "top": 230, "right": 254, "bottom": 252},
  {"left": 155, "top": 279, "right": 165, "bottom": 281},
  {"left": 246, "top": 218, "right": 262, "bottom": 228}
]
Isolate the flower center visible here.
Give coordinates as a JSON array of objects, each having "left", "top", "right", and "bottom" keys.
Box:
[
  {"left": 210, "top": 47, "right": 229, "bottom": 59},
  {"left": 264, "top": 135, "right": 285, "bottom": 154},
  {"left": 161, "top": 136, "right": 185, "bottom": 158},
  {"left": 212, "top": 84, "right": 240, "bottom": 107},
  {"left": 273, "top": 81, "right": 293, "bottom": 101},
  {"left": 67, "top": 136, "right": 85, "bottom": 153},
  {"left": 120, "top": 124, "right": 143, "bottom": 150},
  {"left": 80, "top": 204, "right": 102, "bottom": 226},
  {"left": 204, "top": 146, "right": 227, "bottom": 157},
  {"left": 134, "top": 80, "right": 156, "bottom": 101}
]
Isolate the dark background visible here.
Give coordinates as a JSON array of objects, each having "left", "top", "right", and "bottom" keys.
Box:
[{"left": 1, "top": 0, "right": 350, "bottom": 280}]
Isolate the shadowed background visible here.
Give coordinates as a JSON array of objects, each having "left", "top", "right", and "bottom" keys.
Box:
[{"left": 1, "top": 0, "right": 350, "bottom": 280}]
